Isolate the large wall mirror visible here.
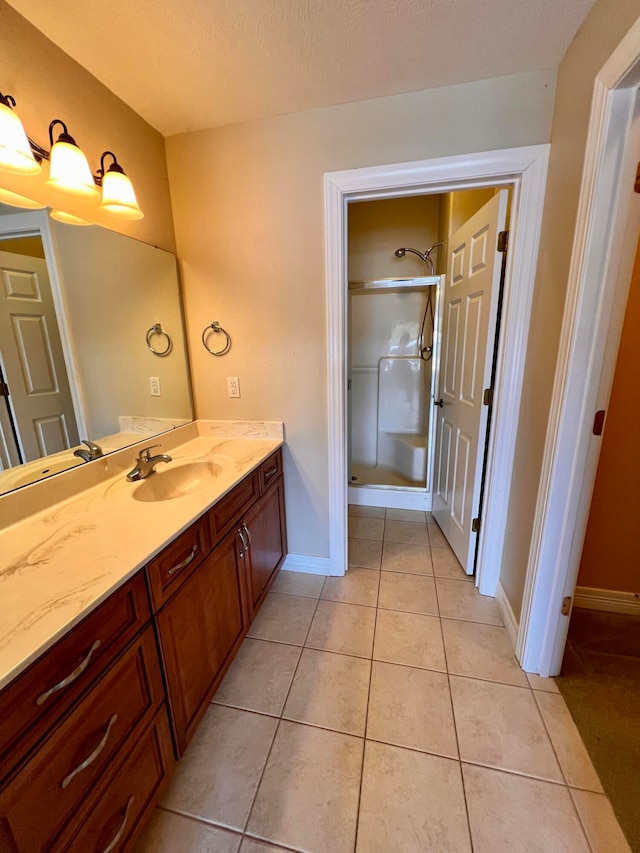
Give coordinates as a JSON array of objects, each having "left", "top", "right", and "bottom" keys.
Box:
[{"left": 0, "top": 200, "right": 193, "bottom": 496}]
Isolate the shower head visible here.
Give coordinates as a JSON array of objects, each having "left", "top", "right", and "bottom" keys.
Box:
[
  {"left": 394, "top": 242, "right": 443, "bottom": 274},
  {"left": 394, "top": 248, "right": 406, "bottom": 258}
]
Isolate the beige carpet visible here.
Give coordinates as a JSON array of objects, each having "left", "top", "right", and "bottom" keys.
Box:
[{"left": 557, "top": 608, "right": 640, "bottom": 852}]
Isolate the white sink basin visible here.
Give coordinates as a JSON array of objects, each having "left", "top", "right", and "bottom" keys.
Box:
[{"left": 132, "top": 460, "right": 224, "bottom": 502}]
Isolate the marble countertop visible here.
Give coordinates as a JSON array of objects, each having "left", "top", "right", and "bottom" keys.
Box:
[{"left": 0, "top": 430, "right": 282, "bottom": 691}]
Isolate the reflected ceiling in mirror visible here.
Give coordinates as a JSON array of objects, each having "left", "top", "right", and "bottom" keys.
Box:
[{"left": 0, "top": 198, "right": 193, "bottom": 496}]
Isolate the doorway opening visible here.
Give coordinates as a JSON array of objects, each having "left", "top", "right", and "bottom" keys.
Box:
[
  {"left": 346, "top": 187, "right": 509, "bottom": 576},
  {"left": 325, "top": 145, "right": 550, "bottom": 594}
]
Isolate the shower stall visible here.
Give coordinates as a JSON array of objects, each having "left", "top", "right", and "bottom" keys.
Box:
[{"left": 348, "top": 268, "right": 443, "bottom": 510}]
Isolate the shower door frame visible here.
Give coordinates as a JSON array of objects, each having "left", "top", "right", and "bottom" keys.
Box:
[{"left": 325, "top": 145, "right": 550, "bottom": 606}]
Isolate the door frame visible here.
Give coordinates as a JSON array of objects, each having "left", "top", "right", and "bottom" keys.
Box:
[
  {"left": 518, "top": 16, "right": 640, "bottom": 675},
  {"left": 324, "top": 145, "right": 550, "bottom": 586},
  {"left": 0, "top": 209, "right": 88, "bottom": 443}
]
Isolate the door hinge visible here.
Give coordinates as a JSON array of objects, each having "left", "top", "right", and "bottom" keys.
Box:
[
  {"left": 0, "top": 382, "right": 9, "bottom": 398},
  {"left": 635, "top": 162, "right": 640, "bottom": 193},
  {"left": 592, "top": 409, "right": 606, "bottom": 436},
  {"left": 497, "top": 230, "right": 509, "bottom": 253},
  {"left": 472, "top": 517, "right": 480, "bottom": 534},
  {"left": 561, "top": 596, "right": 572, "bottom": 616},
  {"left": 483, "top": 388, "right": 494, "bottom": 407}
]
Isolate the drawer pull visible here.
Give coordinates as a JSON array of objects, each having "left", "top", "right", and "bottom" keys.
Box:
[
  {"left": 167, "top": 544, "right": 198, "bottom": 576},
  {"left": 264, "top": 464, "right": 278, "bottom": 479},
  {"left": 242, "top": 522, "right": 252, "bottom": 549},
  {"left": 61, "top": 713, "right": 118, "bottom": 789},
  {"left": 237, "top": 526, "right": 247, "bottom": 557},
  {"left": 36, "top": 639, "right": 101, "bottom": 706},
  {"left": 101, "top": 795, "right": 134, "bottom": 853}
]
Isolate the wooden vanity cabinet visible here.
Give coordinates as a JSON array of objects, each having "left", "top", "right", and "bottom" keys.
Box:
[{"left": 242, "top": 473, "right": 287, "bottom": 616}]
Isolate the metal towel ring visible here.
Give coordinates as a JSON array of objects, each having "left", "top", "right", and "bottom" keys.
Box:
[
  {"left": 202, "top": 322, "right": 231, "bottom": 356},
  {"left": 146, "top": 323, "right": 173, "bottom": 356}
]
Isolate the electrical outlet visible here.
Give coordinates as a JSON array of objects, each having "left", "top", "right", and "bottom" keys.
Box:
[
  {"left": 227, "top": 376, "right": 240, "bottom": 398},
  {"left": 149, "top": 376, "right": 161, "bottom": 396}
]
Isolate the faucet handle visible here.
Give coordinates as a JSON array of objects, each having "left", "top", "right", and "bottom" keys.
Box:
[{"left": 139, "top": 444, "right": 160, "bottom": 462}]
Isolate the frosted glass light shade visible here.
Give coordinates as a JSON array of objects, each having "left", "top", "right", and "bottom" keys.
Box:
[
  {"left": 0, "top": 102, "right": 41, "bottom": 175},
  {"left": 99, "top": 168, "right": 143, "bottom": 220},
  {"left": 46, "top": 140, "right": 99, "bottom": 199},
  {"left": 50, "top": 209, "right": 92, "bottom": 226},
  {"left": 0, "top": 188, "right": 46, "bottom": 209}
]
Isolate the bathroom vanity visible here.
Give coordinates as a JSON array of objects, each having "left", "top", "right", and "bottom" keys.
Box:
[{"left": 0, "top": 430, "right": 286, "bottom": 852}]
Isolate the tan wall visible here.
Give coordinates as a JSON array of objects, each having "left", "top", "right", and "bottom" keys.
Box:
[
  {"left": 0, "top": 2, "right": 175, "bottom": 251},
  {"left": 0, "top": 235, "right": 44, "bottom": 257},
  {"left": 576, "top": 237, "right": 640, "bottom": 593},
  {"left": 167, "top": 70, "right": 556, "bottom": 558},
  {"left": 499, "top": 0, "right": 640, "bottom": 618},
  {"left": 348, "top": 196, "right": 441, "bottom": 281}
]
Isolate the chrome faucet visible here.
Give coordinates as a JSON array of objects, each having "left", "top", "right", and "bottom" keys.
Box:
[
  {"left": 126, "top": 444, "right": 172, "bottom": 481},
  {"left": 73, "top": 439, "right": 104, "bottom": 462}
]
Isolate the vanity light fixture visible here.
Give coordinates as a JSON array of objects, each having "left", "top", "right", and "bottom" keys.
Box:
[
  {"left": 46, "top": 120, "right": 100, "bottom": 200},
  {"left": 49, "top": 209, "right": 92, "bottom": 226},
  {"left": 0, "top": 88, "right": 144, "bottom": 222},
  {"left": 0, "top": 92, "right": 41, "bottom": 175},
  {"left": 97, "top": 151, "right": 143, "bottom": 220}
]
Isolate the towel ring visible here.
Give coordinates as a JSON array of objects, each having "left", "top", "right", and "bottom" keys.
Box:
[
  {"left": 202, "top": 322, "right": 231, "bottom": 356},
  {"left": 146, "top": 323, "right": 173, "bottom": 356}
]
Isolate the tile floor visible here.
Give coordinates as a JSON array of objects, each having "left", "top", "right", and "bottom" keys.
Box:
[{"left": 134, "top": 506, "right": 631, "bottom": 853}]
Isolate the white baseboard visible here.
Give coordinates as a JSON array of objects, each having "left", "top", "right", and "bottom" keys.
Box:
[
  {"left": 495, "top": 580, "right": 519, "bottom": 651},
  {"left": 574, "top": 586, "right": 640, "bottom": 615},
  {"left": 282, "top": 554, "right": 332, "bottom": 576},
  {"left": 348, "top": 485, "right": 432, "bottom": 511}
]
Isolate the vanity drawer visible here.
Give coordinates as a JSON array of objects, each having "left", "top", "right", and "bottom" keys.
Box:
[
  {"left": 0, "top": 572, "right": 150, "bottom": 778},
  {"left": 146, "top": 516, "right": 210, "bottom": 610},
  {"left": 0, "top": 625, "right": 164, "bottom": 853},
  {"left": 258, "top": 448, "right": 282, "bottom": 493},
  {"left": 64, "top": 708, "right": 174, "bottom": 853},
  {"left": 208, "top": 470, "right": 260, "bottom": 544}
]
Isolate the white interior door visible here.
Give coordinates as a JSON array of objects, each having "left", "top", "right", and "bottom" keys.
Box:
[
  {"left": 0, "top": 250, "right": 79, "bottom": 462},
  {"left": 432, "top": 190, "right": 508, "bottom": 572}
]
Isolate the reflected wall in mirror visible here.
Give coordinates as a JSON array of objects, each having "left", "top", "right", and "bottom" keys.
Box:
[{"left": 0, "top": 205, "right": 193, "bottom": 496}]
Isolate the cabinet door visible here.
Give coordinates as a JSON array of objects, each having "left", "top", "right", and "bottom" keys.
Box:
[
  {"left": 156, "top": 528, "right": 247, "bottom": 755},
  {"left": 244, "top": 478, "right": 286, "bottom": 615}
]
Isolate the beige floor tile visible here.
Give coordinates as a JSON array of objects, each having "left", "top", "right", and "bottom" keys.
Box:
[
  {"left": 570, "top": 789, "right": 632, "bottom": 853},
  {"left": 213, "top": 638, "right": 301, "bottom": 715},
  {"left": 450, "top": 676, "right": 563, "bottom": 782},
  {"left": 463, "top": 763, "right": 590, "bottom": 852},
  {"left": 367, "top": 661, "right": 458, "bottom": 757},
  {"left": 240, "top": 841, "right": 291, "bottom": 853},
  {"left": 321, "top": 567, "right": 379, "bottom": 606},
  {"left": 133, "top": 810, "right": 242, "bottom": 853},
  {"left": 348, "top": 504, "right": 385, "bottom": 518},
  {"left": 442, "top": 620, "right": 528, "bottom": 686},
  {"left": 283, "top": 648, "right": 371, "bottom": 735},
  {"left": 534, "top": 691, "right": 604, "bottom": 791},
  {"left": 306, "top": 600, "right": 376, "bottom": 658},
  {"left": 431, "top": 545, "right": 472, "bottom": 580},
  {"left": 247, "top": 721, "right": 363, "bottom": 853},
  {"left": 270, "top": 570, "right": 326, "bottom": 598},
  {"left": 436, "top": 577, "right": 503, "bottom": 625},
  {"left": 385, "top": 508, "right": 427, "bottom": 522},
  {"left": 381, "top": 541, "right": 433, "bottom": 575},
  {"left": 384, "top": 519, "right": 430, "bottom": 545},
  {"left": 373, "top": 608, "right": 446, "bottom": 671},
  {"left": 356, "top": 741, "right": 471, "bottom": 852},
  {"left": 527, "top": 672, "right": 560, "bottom": 692},
  {"left": 427, "top": 522, "right": 449, "bottom": 548},
  {"left": 161, "top": 705, "right": 277, "bottom": 831},
  {"left": 247, "top": 593, "right": 317, "bottom": 645},
  {"left": 348, "top": 537, "right": 383, "bottom": 569},
  {"left": 348, "top": 515, "right": 385, "bottom": 540},
  {"left": 378, "top": 571, "right": 438, "bottom": 615}
]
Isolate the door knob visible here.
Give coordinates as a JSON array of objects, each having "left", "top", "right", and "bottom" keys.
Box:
[{"left": 434, "top": 398, "right": 444, "bottom": 408}]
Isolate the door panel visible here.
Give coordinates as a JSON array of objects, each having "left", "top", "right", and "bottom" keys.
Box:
[
  {"left": 0, "top": 250, "right": 79, "bottom": 461},
  {"left": 432, "top": 191, "right": 508, "bottom": 572}
]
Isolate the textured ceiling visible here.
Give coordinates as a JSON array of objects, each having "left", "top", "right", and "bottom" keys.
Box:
[{"left": 6, "top": 0, "right": 595, "bottom": 137}]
